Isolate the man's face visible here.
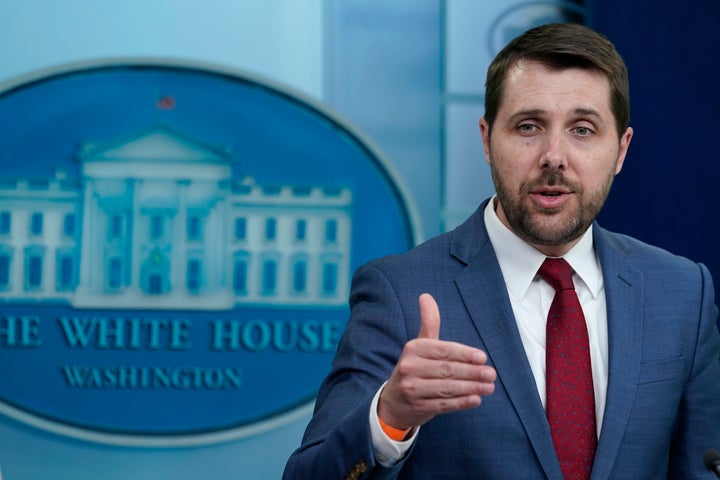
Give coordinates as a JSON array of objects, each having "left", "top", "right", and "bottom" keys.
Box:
[{"left": 479, "top": 60, "right": 633, "bottom": 256}]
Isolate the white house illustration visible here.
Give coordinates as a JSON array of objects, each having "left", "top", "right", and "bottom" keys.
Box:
[{"left": 0, "top": 125, "right": 352, "bottom": 310}]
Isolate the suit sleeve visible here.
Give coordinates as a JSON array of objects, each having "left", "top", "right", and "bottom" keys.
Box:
[
  {"left": 668, "top": 263, "right": 720, "bottom": 478},
  {"left": 282, "top": 261, "right": 415, "bottom": 480}
]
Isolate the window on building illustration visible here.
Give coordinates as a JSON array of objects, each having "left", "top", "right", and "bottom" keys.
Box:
[
  {"left": 325, "top": 219, "right": 337, "bottom": 243},
  {"left": 234, "top": 217, "right": 247, "bottom": 241},
  {"left": 57, "top": 255, "right": 74, "bottom": 291},
  {"left": 150, "top": 215, "right": 164, "bottom": 240},
  {"left": 187, "top": 258, "right": 201, "bottom": 292},
  {"left": 149, "top": 274, "right": 163, "bottom": 294},
  {"left": 63, "top": 213, "right": 76, "bottom": 237},
  {"left": 187, "top": 215, "right": 203, "bottom": 242},
  {"left": 108, "top": 257, "right": 123, "bottom": 290},
  {"left": 265, "top": 218, "right": 277, "bottom": 241},
  {"left": 108, "top": 214, "right": 124, "bottom": 241},
  {"left": 322, "top": 262, "right": 338, "bottom": 295},
  {"left": 0, "top": 211, "right": 11, "bottom": 235},
  {"left": 26, "top": 254, "right": 43, "bottom": 289},
  {"left": 262, "top": 259, "right": 277, "bottom": 295},
  {"left": 141, "top": 247, "right": 170, "bottom": 295},
  {"left": 0, "top": 253, "right": 10, "bottom": 288},
  {"left": 293, "top": 260, "right": 307, "bottom": 293},
  {"left": 233, "top": 259, "right": 248, "bottom": 294},
  {"left": 30, "top": 212, "right": 43, "bottom": 236},
  {"left": 295, "top": 220, "right": 307, "bottom": 242}
]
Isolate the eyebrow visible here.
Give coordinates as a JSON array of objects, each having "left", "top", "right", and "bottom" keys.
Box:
[
  {"left": 573, "top": 108, "right": 605, "bottom": 123},
  {"left": 507, "top": 108, "right": 606, "bottom": 124}
]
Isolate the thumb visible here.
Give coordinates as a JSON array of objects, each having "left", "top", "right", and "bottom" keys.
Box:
[{"left": 417, "top": 293, "right": 441, "bottom": 340}]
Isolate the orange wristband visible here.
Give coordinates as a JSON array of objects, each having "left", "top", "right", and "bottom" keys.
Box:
[{"left": 378, "top": 416, "right": 411, "bottom": 441}]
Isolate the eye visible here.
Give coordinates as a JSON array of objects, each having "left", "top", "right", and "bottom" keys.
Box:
[
  {"left": 573, "top": 126, "right": 593, "bottom": 136},
  {"left": 518, "top": 123, "right": 539, "bottom": 134}
]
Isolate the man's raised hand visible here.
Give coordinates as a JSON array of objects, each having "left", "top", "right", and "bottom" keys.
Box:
[{"left": 377, "top": 293, "right": 497, "bottom": 431}]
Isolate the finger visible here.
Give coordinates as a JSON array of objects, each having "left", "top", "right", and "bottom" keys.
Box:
[
  {"left": 412, "top": 393, "right": 485, "bottom": 415},
  {"left": 403, "top": 339, "right": 489, "bottom": 370},
  {"left": 417, "top": 293, "right": 440, "bottom": 340},
  {"left": 413, "top": 372, "right": 497, "bottom": 400},
  {"left": 422, "top": 359, "right": 496, "bottom": 384}
]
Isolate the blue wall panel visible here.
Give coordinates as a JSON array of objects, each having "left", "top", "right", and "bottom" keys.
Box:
[{"left": 589, "top": 0, "right": 720, "bottom": 313}]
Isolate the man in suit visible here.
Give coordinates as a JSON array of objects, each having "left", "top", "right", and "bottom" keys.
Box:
[{"left": 283, "top": 22, "right": 720, "bottom": 479}]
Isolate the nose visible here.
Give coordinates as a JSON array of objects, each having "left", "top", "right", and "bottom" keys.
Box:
[{"left": 538, "top": 131, "right": 568, "bottom": 170}]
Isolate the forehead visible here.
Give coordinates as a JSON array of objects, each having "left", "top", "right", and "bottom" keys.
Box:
[{"left": 500, "top": 60, "right": 612, "bottom": 118}]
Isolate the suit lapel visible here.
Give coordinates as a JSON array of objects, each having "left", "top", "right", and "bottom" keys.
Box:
[
  {"left": 451, "top": 205, "right": 562, "bottom": 479},
  {"left": 590, "top": 228, "right": 644, "bottom": 480},
  {"left": 449, "top": 208, "right": 646, "bottom": 479}
]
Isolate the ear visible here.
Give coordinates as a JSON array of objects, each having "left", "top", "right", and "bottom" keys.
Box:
[
  {"left": 479, "top": 118, "right": 492, "bottom": 164},
  {"left": 614, "top": 126, "right": 633, "bottom": 174}
]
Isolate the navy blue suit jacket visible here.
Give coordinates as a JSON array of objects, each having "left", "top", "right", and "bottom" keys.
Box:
[{"left": 284, "top": 201, "right": 720, "bottom": 479}]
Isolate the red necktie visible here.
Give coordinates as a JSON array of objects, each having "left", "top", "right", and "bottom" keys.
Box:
[{"left": 539, "top": 258, "right": 597, "bottom": 480}]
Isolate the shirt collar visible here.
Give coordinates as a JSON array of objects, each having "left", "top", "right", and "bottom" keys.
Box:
[{"left": 483, "top": 197, "right": 603, "bottom": 300}]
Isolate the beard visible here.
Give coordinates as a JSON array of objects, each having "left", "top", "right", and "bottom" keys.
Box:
[{"left": 490, "top": 163, "right": 615, "bottom": 247}]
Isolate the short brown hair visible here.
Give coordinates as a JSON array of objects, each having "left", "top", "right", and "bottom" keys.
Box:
[{"left": 483, "top": 23, "right": 630, "bottom": 138}]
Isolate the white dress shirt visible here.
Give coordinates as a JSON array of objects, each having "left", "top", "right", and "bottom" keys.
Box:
[{"left": 371, "top": 198, "right": 609, "bottom": 465}]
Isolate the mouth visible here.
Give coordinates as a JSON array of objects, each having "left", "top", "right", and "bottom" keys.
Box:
[
  {"left": 530, "top": 188, "right": 572, "bottom": 208},
  {"left": 533, "top": 186, "right": 571, "bottom": 195}
]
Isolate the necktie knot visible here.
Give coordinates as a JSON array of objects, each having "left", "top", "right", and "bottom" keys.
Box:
[{"left": 538, "top": 257, "right": 575, "bottom": 292}]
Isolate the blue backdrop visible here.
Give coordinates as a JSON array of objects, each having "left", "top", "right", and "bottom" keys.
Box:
[{"left": 589, "top": 0, "right": 720, "bottom": 324}]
